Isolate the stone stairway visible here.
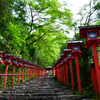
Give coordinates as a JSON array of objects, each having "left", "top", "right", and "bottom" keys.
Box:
[{"left": 0, "top": 74, "right": 85, "bottom": 100}]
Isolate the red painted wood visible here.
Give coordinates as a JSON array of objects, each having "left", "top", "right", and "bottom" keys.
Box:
[
  {"left": 25, "top": 67, "right": 26, "bottom": 81},
  {"left": 22, "top": 68, "right": 24, "bottom": 82},
  {"left": 65, "top": 63, "right": 69, "bottom": 85},
  {"left": 91, "top": 68, "right": 99, "bottom": 95},
  {"left": 18, "top": 67, "right": 20, "bottom": 84},
  {"left": 27, "top": 68, "right": 29, "bottom": 80},
  {"left": 61, "top": 66, "right": 63, "bottom": 83},
  {"left": 75, "top": 55, "right": 82, "bottom": 93},
  {"left": 69, "top": 60, "right": 74, "bottom": 89},
  {"left": 63, "top": 65, "right": 65, "bottom": 84},
  {"left": 10, "top": 65, "right": 15, "bottom": 100},
  {"left": 3, "top": 64, "right": 8, "bottom": 88},
  {"left": 92, "top": 44, "right": 100, "bottom": 96}
]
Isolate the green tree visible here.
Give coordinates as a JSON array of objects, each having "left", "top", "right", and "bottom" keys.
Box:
[{"left": 0, "top": 0, "right": 73, "bottom": 67}]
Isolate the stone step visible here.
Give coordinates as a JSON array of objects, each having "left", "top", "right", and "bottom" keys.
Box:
[
  {"left": 55, "top": 91, "right": 74, "bottom": 95},
  {"left": 0, "top": 95, "right": 84, "bottom": 100},
  {"left": 1, "top": 95, "right": 84, "bottom": 100},
  {"left": 58, "top": 95, "right": 84, "bottom": 100},
  {"left": 0, "top": 96, "right": 9, "bottom": 100},
  {"left": 10, "top": 96, "right": 58, "bottom": 100},
  {"left": 0, "top": 74, "right": 86, "bottom": 100}
]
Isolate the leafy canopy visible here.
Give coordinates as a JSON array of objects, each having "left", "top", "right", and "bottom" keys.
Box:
[{"left": 0, "top": 0, "right": 73, "bottom": 67}]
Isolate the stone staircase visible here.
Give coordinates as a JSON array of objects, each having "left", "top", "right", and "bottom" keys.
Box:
[{"left": 0, "top": 74, "right": 85, "bottom": 100}]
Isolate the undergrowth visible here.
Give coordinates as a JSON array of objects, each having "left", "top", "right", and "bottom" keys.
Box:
[{"left": 53, "top": 75, "right": 100, "bottom": 99}]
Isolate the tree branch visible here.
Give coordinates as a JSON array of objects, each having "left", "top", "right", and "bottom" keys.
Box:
[
  {"left": 84, "top": 1, "right": 96, "bottom": 25},
  {"left": 28, "top": 2, "right": 49, "bottom": 35},
  {"left": 27, "top": 33, "right": 45, "bottom": 46},
  {"left": 26, "top": 23, "right": 50, "bottom": 40}
]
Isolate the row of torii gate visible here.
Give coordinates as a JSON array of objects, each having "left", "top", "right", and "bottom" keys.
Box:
[{"left": 52, "top": 25, "right": 100, "bottom": 96}]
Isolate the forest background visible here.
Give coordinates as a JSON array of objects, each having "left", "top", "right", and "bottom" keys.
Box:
[{"left": 0, "top": 0, "right": 100, "bottom": 98}]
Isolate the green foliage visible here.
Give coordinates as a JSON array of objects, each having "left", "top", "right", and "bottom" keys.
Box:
[
  {"left": 0, "top": 0, "right": 73, "bottom": 67},
  {"left": 74, "top": 85, "right": 98, "bottom": 99}
]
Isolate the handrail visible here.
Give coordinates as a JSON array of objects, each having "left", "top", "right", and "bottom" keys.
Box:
[{"left": 0, "top": 51, "right": 47, "bottom": 100}]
